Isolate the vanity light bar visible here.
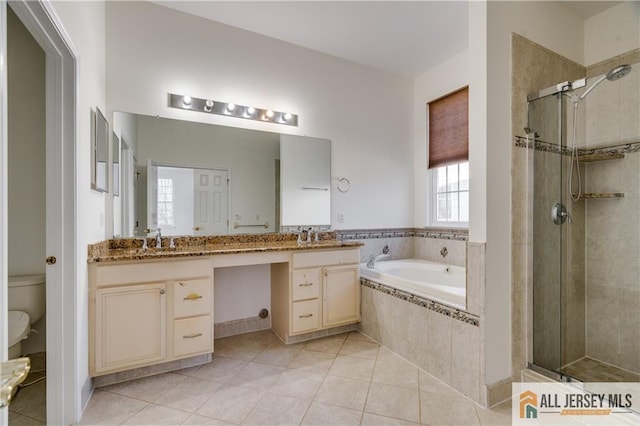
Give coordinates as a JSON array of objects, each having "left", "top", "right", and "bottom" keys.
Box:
[{"left": 168, "top": 93, "right": 298, "bottom": 127}]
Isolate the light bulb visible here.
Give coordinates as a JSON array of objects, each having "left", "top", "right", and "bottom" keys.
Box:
[
  {"left": 283, "top": 113, "right": 292, "bottom": 121},
  {"left": 182, "top": 95, "right": 192, "bottom": 106},
  {"left": 246, "top": 106, "right": 256, "bottom": 116},
  {"left": 204, "top": 100, "right": 214, "bottom": 111},
  {"left": 265, "top": 110, "right": 274, "bottom": 119},
  {"left": 227, "top": 103, "right": 236, "bottom": 112}
]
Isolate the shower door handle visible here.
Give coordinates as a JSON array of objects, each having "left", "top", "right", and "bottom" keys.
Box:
[{"left": 551, "top": 202, "right": 572, "bottom": 225}]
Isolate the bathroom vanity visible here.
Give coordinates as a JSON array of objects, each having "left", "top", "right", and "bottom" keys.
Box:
[{"left": 87, "top": 234, "right": 361, "bottom": 377}]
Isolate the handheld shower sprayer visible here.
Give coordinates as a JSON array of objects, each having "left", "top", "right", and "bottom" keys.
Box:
[{"left": 569, "top": 64, "right": 632, "bottom": 201}]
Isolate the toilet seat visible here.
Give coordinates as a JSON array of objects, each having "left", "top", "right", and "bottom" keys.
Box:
[{"left": 8, "top": 310, "right": 30, "bottom": 347}]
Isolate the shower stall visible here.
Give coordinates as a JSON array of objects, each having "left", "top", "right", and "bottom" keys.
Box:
[{"left": 527, "top": 61, "right": 640, "bottom": 383}]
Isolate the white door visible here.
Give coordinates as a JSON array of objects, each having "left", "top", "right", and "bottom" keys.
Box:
[
  {"left": 146, "top": 159, "right": 158, "bottom": 234},
  {"left": 193, "top": 169, "right": 228, "bottom": 235}
]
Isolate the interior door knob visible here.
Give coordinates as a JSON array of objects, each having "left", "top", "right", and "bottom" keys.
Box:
[{"left": 45, "top": 256, "right": 57, "bottom": 265}]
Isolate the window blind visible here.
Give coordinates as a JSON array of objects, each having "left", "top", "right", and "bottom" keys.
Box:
[{"left": 428, "top": 86, "right": 469, "bottom": 169}]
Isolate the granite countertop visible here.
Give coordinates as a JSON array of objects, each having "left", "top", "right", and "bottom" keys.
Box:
[{"left": 88, "top": 232, "right": 362, "bottom": 263}]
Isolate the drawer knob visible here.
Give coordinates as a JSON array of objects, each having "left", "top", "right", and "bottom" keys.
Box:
[
  {"left": 183, "top": 333, "right": 203, "bottom": 339},
  {"left": 298, "top": 282, "right": 313, "bottom": 287},
  {"left": 298, "top": 313, "right": 313, "bottom": 318},
  {"left": 183, "top": 293, "right": 203, "bottom": 301},
  {"left": 159, "top": 289, "right": 166, "bottom": 295}
]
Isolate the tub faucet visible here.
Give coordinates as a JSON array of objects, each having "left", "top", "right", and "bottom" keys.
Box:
[
  {"left": 155, "top": 228, "right": 162, "bottom": 248},
  {"left": 366, "top": 255, "right": 376, "bottom": 269}
]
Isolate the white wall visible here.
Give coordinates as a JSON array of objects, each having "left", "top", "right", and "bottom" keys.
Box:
[
  {"left": 7, "top": 8, "right": 46, "bottom": 277},
  {"left": 585, "top": 1, "right": 640, "bottom": 66},
  {"left": 484, "top": 1, "right": 584, "bottom": 385},
  {"left": 413, "top": 51, "right": 468, "bottom": 227},
  {"left": 105, "top": 1, "right": 414, "bottom": 231},
  {"left": 214, "top": 265, "right": 271, "bottom": 323},
  {"left": 49, "top": 1, "right": 106, "bottom": 420}
]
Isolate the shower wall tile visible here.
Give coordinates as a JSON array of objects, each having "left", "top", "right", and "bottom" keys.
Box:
[
  {"left": 356, "top": 236, "right": 414, "bottom": 263},
  {"left": 466, "top": 242, "right": 485, "bottom": 316},
  {"left": 619, "top": 288, "right": 640, "bottom": 373},
  {"left": 586, "top": 284, "right": 620, "bottom": 366}
]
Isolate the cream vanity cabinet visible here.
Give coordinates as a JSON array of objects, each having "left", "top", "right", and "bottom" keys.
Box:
[
  {"left": 272, "top": 248, "right": 361, "bottom": 341},
  {"left": 89, "top": 258, "right": 213, "bottom": 376}
]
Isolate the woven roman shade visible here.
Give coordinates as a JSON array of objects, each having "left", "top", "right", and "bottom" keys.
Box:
[{"left": 428, "top": 86, "right": 469, "bottom": 169}]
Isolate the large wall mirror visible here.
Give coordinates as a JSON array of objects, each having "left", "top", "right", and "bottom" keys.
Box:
[{"left": 112, "top": 112, "right": 331, "bottom": 237}]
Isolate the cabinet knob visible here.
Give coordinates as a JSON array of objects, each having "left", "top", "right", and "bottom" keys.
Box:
[
  {"left": 45, "top": 256, "right": 57, "bottom": 265},
  {"left": 193, "top": 226, "right": 202, "bottom": 231},
  {"left": 159, "top": 289, "right": 165, "bottom": 295}
]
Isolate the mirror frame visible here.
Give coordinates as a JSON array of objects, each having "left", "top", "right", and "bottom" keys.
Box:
[
  {"left": 92, "top": 107, "right": 109, "bottom": 192},
  {"left": 112, "top": 132, "right": 120, "bottom": 196}
]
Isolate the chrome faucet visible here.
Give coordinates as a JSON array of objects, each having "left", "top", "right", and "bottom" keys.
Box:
[
  {"left": 155, "top": 228, "right": 162, "bottom": 248},
  {"left": 139, "top": 237, "right": 148, "bottom": 252},
  {"left": 366, "top": 245, "right": 392, "bottom": 269}
]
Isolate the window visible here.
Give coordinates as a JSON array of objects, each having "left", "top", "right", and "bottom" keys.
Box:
[
  {"left": 428, "top": 86, "right": 469, "bottom": 226},
  {"left": 433, "top": 162, "right": 469, "bottom": 224},
  {"left": 157, "top": 178, "right": 174, "bottom": 227}
]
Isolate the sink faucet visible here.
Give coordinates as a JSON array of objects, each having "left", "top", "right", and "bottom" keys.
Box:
[
  {"left": 155, "top": 228, "right": 162, "bottom": 248},
  {"left": 139, "top": 237, "right": 148, "bottom": 252}
]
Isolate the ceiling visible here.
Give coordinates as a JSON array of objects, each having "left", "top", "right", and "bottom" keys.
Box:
[{"left": 155, "top": 1, "right": 623, "bottom": 78}]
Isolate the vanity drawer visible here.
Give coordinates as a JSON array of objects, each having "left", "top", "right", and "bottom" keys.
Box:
[
  {"left": 291, "top": 268, "right": 321, "bottom": 301},
  {"left": 291, "top": 300, "right": 320, "bottom": 334},
  {"left": 173, "top": 278, "right": 212, "bottom": 318},
  {"left": 292, "top": 249, "right": 360, "bottom": 269},
  {"left": 173, "top": 315, "right": 212, "bottom": 357}
]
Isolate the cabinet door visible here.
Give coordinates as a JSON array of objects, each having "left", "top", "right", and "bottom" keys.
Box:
[
  {"left": 322, "top": 265, "right": 360, "bottom": 328},
  {"left": 95, "top": 283, "right": 166, "bottom": 374}
]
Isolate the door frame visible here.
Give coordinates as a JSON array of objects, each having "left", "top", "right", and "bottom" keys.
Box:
[{"left": 1, "top": 1, "right": 77, "bottom": 424}]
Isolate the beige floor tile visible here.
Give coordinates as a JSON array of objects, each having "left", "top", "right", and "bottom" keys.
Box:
[
  {"left": 181, "top": 414, "right": 235, "bottom": 425},
  {"left": 475, "top": 399, "right": 512, "bottom": 426},
  {"left": 188, "top": 356, "right": 247, "bottom": 383},
  {"left": 419, "top": 370, "right": 459, "bottom": 396},
  {"left": 289, "top": 350, "right": 337, "bottom": 374},
  {"left": 243, "top": 392, "right": 311, "bottom": 425},
  {"left": 269, "top": 368, "right": 325, "bottom": 400},
  {"left": 328, "top": 355, "right": 375, "bottom": 381},
  {"left": 376, "top": 347, "right": 413, "bottom": 366},
  {"left": 213, "top": 335, "right": 268, "bottom": 361},
  {"left": 123, "top": 404, "right": 190, "bottom": 425},
  {"left": 314, "top": 375, "right": 370, "bottom": 411},
  {"left": 372, "top": 359, "right": 419, "bottom": 389},
  {"left": 196, "top": 384, "right": 265, "bottom": 424},
  {"left": 102, "top": 372, "right": 187, "bottom": 402},
  {"left": 364, "top": 383, "right": 420, "bottom": 423},
  {"left": 300, "top": 401, "right": 362, "bottom": 425},
  {"left": 338, "top": 340, "right": 379, "bottom": 360},
  {"left": 303, "top": 335, "right": 347, "bottom": 354},
  {"left": 227, "top": 362, "right": 285, "bottom": 390},
  {"left": 7, "top": 412, "right": 46, "bottom": 426},
  {"left": 153, "top": 376, "right": 225, "bottom": 412},
  {"left": 252, "top": 344, "right": 303, "bottom": 367},
  {"left": 420, "top": 391, "right": 480, "bottom": 426},
  {"left": 346, "top": 331, "right": 376, "bottom": 343},
  {"left": 360, "top": 412, "right": 419, "bottom": 425},
  {"left": 80, "top": 389, "right": 148, "bottom": 425}
]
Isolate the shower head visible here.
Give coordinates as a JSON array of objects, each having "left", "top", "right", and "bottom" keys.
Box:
[
  {"left": 577, "top": 64, "right": 632, "bottom": 101},
  {"left": 607, "top": 64, "right": 632, "bottom": 81}
]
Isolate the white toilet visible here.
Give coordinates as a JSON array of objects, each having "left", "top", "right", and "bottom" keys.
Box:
[{"left": 8, "top": 274, "right": 46, "bottom": 359}]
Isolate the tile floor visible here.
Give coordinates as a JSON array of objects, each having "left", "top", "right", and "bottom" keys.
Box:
[
  {"left": 80, "top": 330, "right": 512, "bottom": 425},
  {"left": 562, "top": 357, "right": 640, "bottom": 383}
]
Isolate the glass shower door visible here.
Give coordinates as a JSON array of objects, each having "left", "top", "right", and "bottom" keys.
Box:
[{"left": 529, "top": 93, "right": 565, "bottom": 375}]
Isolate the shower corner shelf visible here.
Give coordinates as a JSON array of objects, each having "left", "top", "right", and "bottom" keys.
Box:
[
  {"left": 579, "top": 192, "right": 625, "bottom": 200},
  {"left": 578, "top": 152, "right": 625, "bottom": 162}
]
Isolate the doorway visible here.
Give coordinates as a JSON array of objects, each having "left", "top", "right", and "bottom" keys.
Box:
[{"left": 1, "top": 1, "right": 77, "bottom": 425}]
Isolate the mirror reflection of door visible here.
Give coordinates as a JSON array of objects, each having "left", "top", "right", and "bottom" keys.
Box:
[
  {"left": 194, "top": 169, "right": 229, "bottom": 235},
  {"left": 146, "top": 162, "right": 229, "bottom": 236}
]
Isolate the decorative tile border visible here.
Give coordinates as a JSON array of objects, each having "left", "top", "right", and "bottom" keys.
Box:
[
  {"left": 337, "top": 227, "right": 468, "bottom": 242},
  {"left": 360, "top": 277, "right": 479, "bottom": 327},
  {"left": 515, "top": 136, "right": 640, "bottom": 157}
]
